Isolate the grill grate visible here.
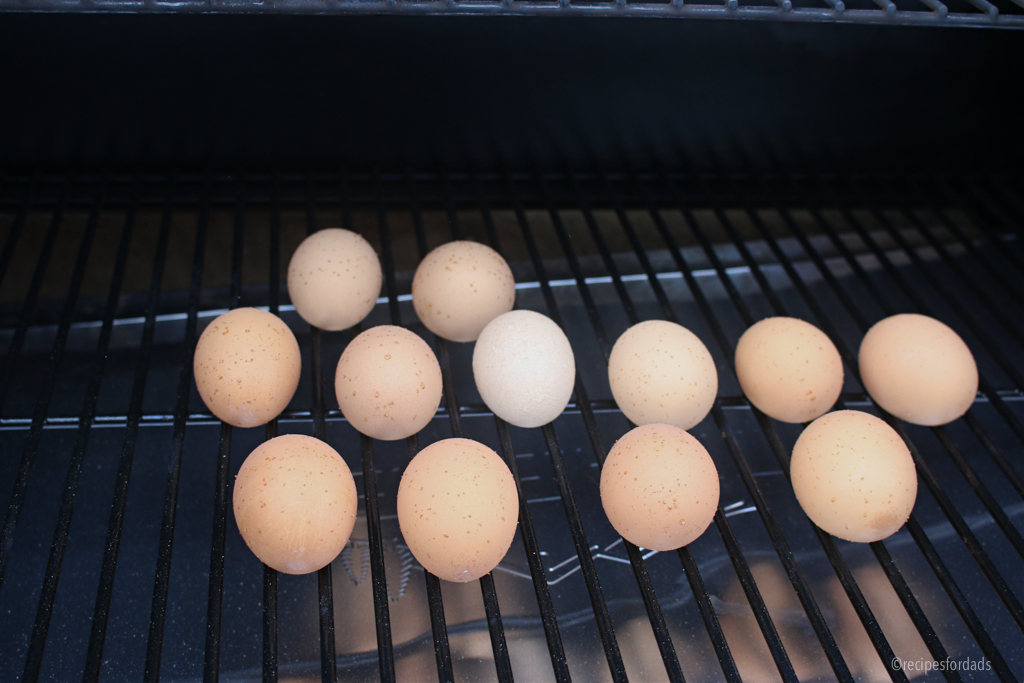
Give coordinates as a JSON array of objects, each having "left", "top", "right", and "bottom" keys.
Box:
[
  {"left": 0, "top": 170, "right": 1022, "bottom": 682},
  {"left": 1, "top": 0, "right": 1023, "bottom": 28}
]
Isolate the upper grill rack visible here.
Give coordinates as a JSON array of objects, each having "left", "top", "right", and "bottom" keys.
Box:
[
  {"left": 1, "top": 0, "right": 1023, "bottom": 28},
  {"left": 0, "top": 169, "right": 1022, "bottom": 682}
]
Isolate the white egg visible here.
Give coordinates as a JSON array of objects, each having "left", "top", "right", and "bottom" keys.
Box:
[{"left": 472, "top": 310, "right": 576, "bottom": 429}]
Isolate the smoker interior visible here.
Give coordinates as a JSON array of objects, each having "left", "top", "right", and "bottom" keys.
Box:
[
  {"left": 0, "top": 169, "right": 1022, "bottom": 683},
  {"left": 1, "top": 11, "right": 1024, "bottom": 683}
]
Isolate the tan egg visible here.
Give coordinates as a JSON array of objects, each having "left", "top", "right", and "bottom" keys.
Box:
[
  {"left": 411, "top": 241, "right": 515, "bottom": 342},
  {"left": 396, "top": 438, "right": 519, "bottom": 583},
  {"left": 859, "top": 313, "right": 978, "bottom": 426},
  {"left": 608, "top": 320, "right": 718, "bottom": 431},
  {"left": 232, "top": 434, "right": 358, "bottom": 575},
  {"left": 735, "top": 317, "right": 844, "bottom": 424},
  {"left": 287, "top": 228, "right": 383, "bottom": 331},
  {"left": 600, "top": 423, "right": 719, "bottom": 551},
  {"left": 473, "top": 310, "right": 576, "bottom": 428},
  {"left": 193, "top": 307, "right": 301, "bottom": 428},
  {"left": 791, "top": 410, "right": 917, "bottom": 543},
  {"left": 335, "top": 325, "right": 442, "bottom": 441}
]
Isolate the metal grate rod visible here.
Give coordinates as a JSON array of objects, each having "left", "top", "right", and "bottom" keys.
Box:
[
  {"left": 375, "top": 170, "right": 454, "bottom": 683},
  {"left": 83, "top": 176, "right": 200, "bottom": 682},
  {"left": 0, "top": 179, "right": 90, "bottom": 591},
  {"left": 467, "top": 168, "right": 572, "bottom": 683},
  {"left": 410, "top": 169, "right": 514, "bottom": 683},
  {"left": 305, "top": 179, "right": 340, "bottom": 683},
  {"left": 202, "top": 178, "right": 247, "bottom": 682},
  {"left": 141, "top": 175, "right": 205, "bottom": 682},
  {"left": 23, "top": 180, "right": 127, "bottom": 683},
  {"left": 502, "top": 168, "right": 628, "bottom": 682},
  {"left": 262, "top": 170, "right": 283, "bottom": 683}
]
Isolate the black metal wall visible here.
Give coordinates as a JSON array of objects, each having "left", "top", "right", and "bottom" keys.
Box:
[{"left": 0, "top": 14, "right": 1021, "bottom": 175}]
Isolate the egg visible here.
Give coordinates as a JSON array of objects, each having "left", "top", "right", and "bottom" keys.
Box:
[
  {"left": 608, "top": 320, "right": 718, "bottom": 431},
  {"left": 735, "top": 317, "right": 844, "bottom": 424},
  {"left": 335, "top": 325, "right": 442, "bottom": 441},
  {"left": 193, "top": 307, "right": 301, "bottom": 428},
  {"left": 858, "top": 313, "right": 978, "bottom": 426},
  {"left": 287, "top": 228, "right": 383, "bottom": 332},
  {"left": 233, "top": 434, "right": 358, "bottom": 575},
  {"left": 412, "top": 241, "right": 515, "bottom": 342},
  {"left": 600, "top": 423, "right": 719, "bottom": 551},
  {"left": 396, "top": 438, "right": 519, "bottom": 582},
  {"left": 472, "top": 310, "right": 576, "bottom": 428},
  {"left": 791, "top": 410, "right": 917, "bottom": 543}
]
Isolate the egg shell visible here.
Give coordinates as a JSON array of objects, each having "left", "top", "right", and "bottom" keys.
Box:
[
  {"left": 858, "top": 313, "right": 978, "bottom": 426},
  {"left": 791, "top": 410, "right": 917, "bottom": 543},
  {"left": 411, "top": 241, "right": 515, "bottom": 342},
  {"left": 735, "top": 317, "right": 844, "bottom": 424},
  {"left": 287, "top": 228, "right": 383, "bottom": 332},
  {"left": 600, "top": 423, "right": 719, "bottom": 551},
  {"left": 335, "top": 325, "right": 443, "bottom": 441},
  {"left": 472, "top": 310, "right": 576, "bottom": 429},
  {"left": 608, "top": 320, "right": 718, "bottom": 431},
  {"left": 193, "top": 307, "right": 301, "bottom": 428},
  {"left": 396, "top": 438, "right": 519, "bottom": 583},
  {"left": 232, "top": 434, "right": 358, "bottom": 575}
]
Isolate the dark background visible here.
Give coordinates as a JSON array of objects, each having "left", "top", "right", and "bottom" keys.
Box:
[{"left": 0, "top": 13, "right": 1021, "bottom": 174}]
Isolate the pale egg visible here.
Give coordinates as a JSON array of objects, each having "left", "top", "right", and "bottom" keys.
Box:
[
  {"left": 193, "top": 307, "right": 301, "bottom": 428},
  {"left": 600, "top": 423, "right": 719, "bottom": 551},
  {"left": 735, "top": 317, "right": 844, "bottom": 424},
  {"left": 335, "top": 325, "right": 442, "bottom": 441},
  {"left": 791, "top": 410, "right": 917, "bottom": 543},
  {"left": 859, "top": 313, "right": 978, "bottom": 426},
  {"left": 397, "top": 438, "right": 519, "bottom": 583},
  {"left": 412, "top": 241, "right": 515, "bottom": 342},
  {"left": 287, "top": 228, "right": 383, "bottom": 332},
  {"left": 472, "top": 310, "right": 576, "bottom": 428},
  {"left": 233, "top": 434, "right": 358, "bottom": 575},
  {"left": 608, "top": 320, "right": 718, "bottom": 431}
]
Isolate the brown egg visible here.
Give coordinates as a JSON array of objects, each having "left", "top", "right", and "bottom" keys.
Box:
[
  {"left": 608, "top": 320, "right": 718, "bottom": 431},
  {"left": 396, "top": 438, "right": 519, "bottom": 582},
  {"left": 791, "top": 410, "right": 917, "bottom": 543},
  {"left": 193, "top": 307, "right": 301, "bottom": 428},
  {"left": 287, "top": 228, "right": 383, "bottom": 332},
  {"left": 859, "top": 313, "right": 978, "bottom": 426},
  {"left": 411, "top": 241, "right": 515, "bottom": 342},
  {"left": 335, "top": 325, "right": 443, "bottom": 441},
  {"left": 233, "top": 434, "right": 358, "bottom": 575},
  {"left": 735, "top": 317, "right": 844, "bottom": 424},
  {"left": 600, "top": 423, "right": 720, "bottom": 551}
]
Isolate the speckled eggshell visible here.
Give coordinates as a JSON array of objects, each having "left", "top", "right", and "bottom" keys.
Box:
[
  {"left": 791, "top": 410, "right": 917, "bottom": 543},
  {"left": 193, "top": 307, "right": 301, "bottom": 428},
  {"left": 411, "top": 241, "right": 515, "bottom": 342},
  {"left": 233, "top": 434, "right": 358, "bottom": 575},
  {"left": 472, "top": 310, "right": 576, "bottom": 429},
  {"left": 608, "top": 320, "right": 718, "bottom": 431},
  {"left": 397, "top": 438, "right": 519, "bottom": 583},
  {"left": 335, "top": 325, "right": 442, "bottom": 441},
  {"left": 287, "top": 228, "right": 383, "bottom": 331},
  {"left": 859, "top": 313, "right": 978, "bottom": 426},
  {"left": 735, "top": 317, "right": 844, "bottom": 424},
  {"left": 600, "top": 424, "right": 719, "bottom": 551}
]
